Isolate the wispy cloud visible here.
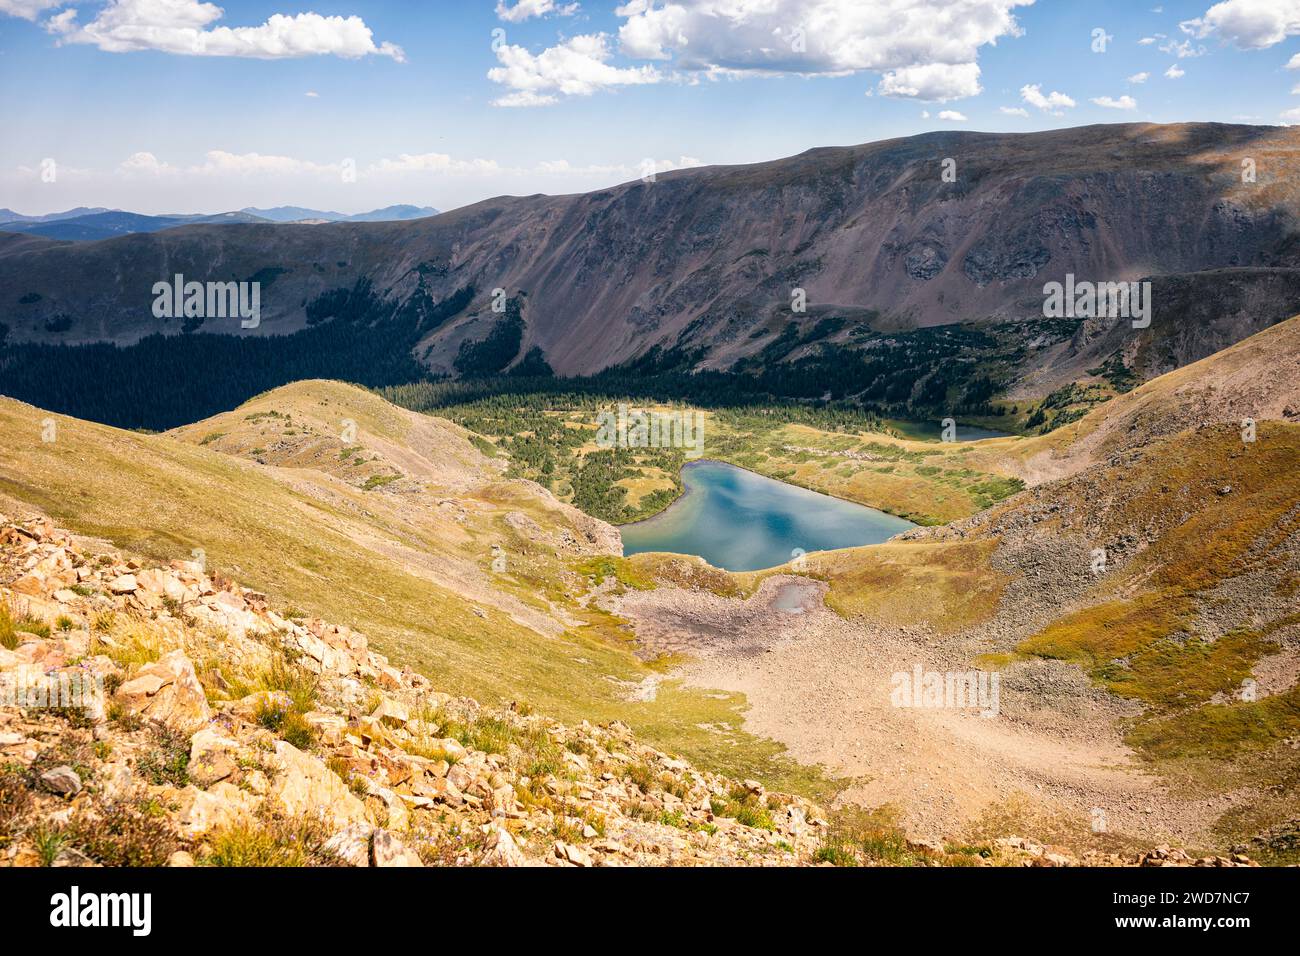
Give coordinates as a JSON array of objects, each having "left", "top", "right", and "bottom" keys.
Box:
[
  {"left": 109, "top": 149, "right": 702, "bottom": 183},
  {"left": 0, "top": 0, "right": 64, "bottom": 20},
  {"left": 495, "top": 0, "right": 579, "bottom": 23}
]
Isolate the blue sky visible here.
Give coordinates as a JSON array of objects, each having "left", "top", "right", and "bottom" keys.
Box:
[{"left": 2, "top": 0, "right": 1300, "bottom": 215}]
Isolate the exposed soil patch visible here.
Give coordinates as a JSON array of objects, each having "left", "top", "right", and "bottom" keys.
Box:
[{"left": 614, "top": 577, "right": 1248, "bottom": 849}]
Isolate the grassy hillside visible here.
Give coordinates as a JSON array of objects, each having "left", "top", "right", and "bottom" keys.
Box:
[{"left": 0, "top": 381, "right": 830, "bottom": 797}]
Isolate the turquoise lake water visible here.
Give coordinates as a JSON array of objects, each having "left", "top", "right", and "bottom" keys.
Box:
[{"left": 619, "top": 460, "right": 917, "bottom": 572}]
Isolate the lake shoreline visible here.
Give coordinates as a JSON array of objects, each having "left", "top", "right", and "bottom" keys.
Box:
[
  {"left": 620, "top": 459, "right": 917, "bottom": 572},
  {"left": 618, "top": 416, "right": 1021, "bottom": 529}
]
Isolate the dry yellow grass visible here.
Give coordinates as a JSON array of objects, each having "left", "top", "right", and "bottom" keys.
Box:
[{"left": 0, "top": 382, "right": 832, "bottom": 798}]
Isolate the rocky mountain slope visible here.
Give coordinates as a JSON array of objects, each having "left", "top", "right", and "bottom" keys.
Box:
[
  {"left": 0, "top": 516, "right": 825, "bottom": 867},
  {"left": 1003, "top": 310, "right": 1300, "bottom": 483},
  {"left": 1, "top": 316, "right": 1296, "bottom": 863},
  {"left": 0, "top": 515, "right": 1262, "bottom": 867},
  {"left": 3, "top": 123, "right": 1298, "bottom": 391}
]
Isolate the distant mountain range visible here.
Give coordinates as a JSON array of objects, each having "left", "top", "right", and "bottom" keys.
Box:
[
  {"left": 0, "top": 206, "right": 111, "bottom": 223},
  {"left": 241, "top": 205, "right": 439, "bottom": 223},
  {"left": 0, "top": 205, "right": 439, "bottom": 241},
  {"left": 4, "top": 122, "right": 1300, "bottom": 428}
]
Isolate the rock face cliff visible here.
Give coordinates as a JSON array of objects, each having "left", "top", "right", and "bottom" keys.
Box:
[{"left": 3, "top": 123, "right": 1299, "bottom": 386}]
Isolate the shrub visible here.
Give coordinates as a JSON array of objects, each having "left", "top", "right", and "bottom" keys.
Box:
[
  {"left": 91, "top": 620, "right": 163, "bottom": 668},
  {"left": 107, "top": 700, "right": 144, "bottom": 732},
  {"left": 258, "top": 657, "right": 319, "bottom": 713},
  {"left": 813, "top": 843, "right": 859, "bottom": 866},
  {"left": 2, "top": 604, "right": 50, "bottom": 646},
  {"left": 255, "top": 700, "right": 317, "bottom": 751},
  {"left": 455, "top": 715, "right": 514, "bottom": 755},
  {"left": 136, "top": 727, "right": 190, "bottom": 787},
  {"left": 30, "top": 826, "right": 69, "bottom": 866},
  {"left": 66, "top": 801, "right": 179, "bottom": 867},
  {"left": 203, "top": 815, "right": 341, "bottom": 867},
  {"left": 0, "top": 603, "right": 16, "bottom": 650},
  {"left": 625, "top": 761, "right": 656, "bottom": 795},
  {"left": 711, "top": 787, "right": 776, "bottom": 832},
  {"left": 0, "top": 770, "right": 35, "bottom": 848},
  {"left": 18, "top": 616, "right": 50, "bottom": 639}
]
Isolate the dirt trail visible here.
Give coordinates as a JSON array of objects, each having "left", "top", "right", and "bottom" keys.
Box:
[{"left": 615, "top": 578, "right": 1233, "bottom": 846}]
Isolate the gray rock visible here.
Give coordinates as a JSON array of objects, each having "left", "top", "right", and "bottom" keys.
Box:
[{"left": 40, "top": 765, "right": 82, "bottom": 796}]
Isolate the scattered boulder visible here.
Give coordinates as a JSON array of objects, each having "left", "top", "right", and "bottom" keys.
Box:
[
  {"left": 323, "top": 824, "right": 373, "bottom": 867},
  {"left": 481, "top": 825, "right": 529, "bottom": 867},
  {"left": 39, "top": 766, "right": 82, "bottom": 796},
  {"left": 175, "top": 783, "right": 260, "bottom": 838},
  {"left": 268, "top": 740, "right": 369, "bottom": 829},
  {"left": 115, "top": 649, "right": 212, "bottom": 735},
  {"left": 371, "top": 829, "right": 423, "bottom": 867},
  {"left": 107, "top": 574, "right": 138, "bottom": 594},
  {"left": 188, "top": 727, "right": 241, "bottom": 787}
]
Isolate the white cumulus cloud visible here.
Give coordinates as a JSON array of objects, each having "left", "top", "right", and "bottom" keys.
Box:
[
  {"left": 1092, "top": 94, "right": 1138, "bottom": 109},
  {"left": 937, "top": 109, "right": 968, "bottom": 121},
  {"left": 1165, "top": 63, "right": 1186, "bottom": 77},
  {"left": 527, "top": 0, "right": 1032, "bottom": 105},
  {"left": 1127, "top": 71, "right": 1150, "bottom": 82},
  {"left": 999, "top": 105, "right": 1029, "bottom": 116},
  {"left": 877, "top": 62, "right": 983, "bottom": 101},
  {"left": 45, "top": 0, "right": 404, "bottom": 61},
  {"left": 1020, "top": 83, "right": 1075, "bottom": 114},
  {"left": 488, "top": 33, "right": 661, "bottom": 106},
  {"left": 1181, "top": 0, "right": 1300, "bottom": 49}
]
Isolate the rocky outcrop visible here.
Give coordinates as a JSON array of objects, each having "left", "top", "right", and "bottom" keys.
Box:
[
  {"left": 116, "top": 650, "right": 212, "bottom": 735},
  {"left": 0, "top": 514, "right": 826, "bottom": 867}
]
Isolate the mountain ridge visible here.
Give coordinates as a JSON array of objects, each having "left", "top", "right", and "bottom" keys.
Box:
[{"left": 3, "top": 123, "right": 1297, "bottom": 398}]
